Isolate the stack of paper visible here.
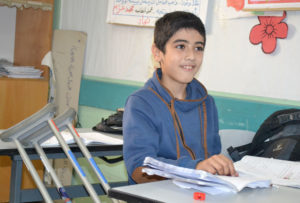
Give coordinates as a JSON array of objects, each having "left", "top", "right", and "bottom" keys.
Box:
[
  {"left": 0, "top": 59, "right": 43, "bottom": 78},
  {"left": 2, "top": 66, "right": 44, "bottom": 78},
  {"left": 142, "top": 157, "right": 271, "bottom": 195}
]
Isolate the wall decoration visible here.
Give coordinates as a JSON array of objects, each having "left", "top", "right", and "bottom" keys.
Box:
[
  {"left": 106, "top": 0, "right": 209, "bottom": 27},
  {"left": 243, "top": 0, "right": 300, "bottom": 11},
  {"left": 249, "top": 11, "right": 288, "bottom": 54}
]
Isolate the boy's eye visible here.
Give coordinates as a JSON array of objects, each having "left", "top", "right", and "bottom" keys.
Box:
[
  {"left": 195, "top": 46, "right": 204, "bottom": 51},
  {"left": 176, "top": 44, "right": 185, "bottom": 49}
]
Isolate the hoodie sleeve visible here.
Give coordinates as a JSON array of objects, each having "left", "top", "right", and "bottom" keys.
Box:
[{"left": 123, "top": 94, "right": 161, "bottom": 182}]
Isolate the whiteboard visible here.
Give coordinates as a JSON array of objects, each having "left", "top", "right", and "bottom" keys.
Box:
[{"left": 106, "top": 0, "right": 208, "bottom": 27}]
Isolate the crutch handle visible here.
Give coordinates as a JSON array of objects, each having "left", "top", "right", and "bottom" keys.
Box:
[
  {"left": 0, "top": 103, "right": 56, "bottom": 142},
  {"left": 21, "top": 108, "right": 76, "bottom": 146}
]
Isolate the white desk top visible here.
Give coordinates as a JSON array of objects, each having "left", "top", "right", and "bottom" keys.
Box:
[{"left": 109, "top": 180, "right": 300, "bottom": 203}]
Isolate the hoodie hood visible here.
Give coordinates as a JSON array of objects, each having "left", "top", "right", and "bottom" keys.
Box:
[{"left": 144, "top": 68, "right": 208, "bottom": 112}]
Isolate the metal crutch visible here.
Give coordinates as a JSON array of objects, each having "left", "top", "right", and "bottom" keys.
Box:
[
  {"left": 21, "top": 121, "right": 72, "bottom": 203},
  {"left": 0, "top": 103, "right": 56, "bottom": 203},
  {"left": 47, "top": 108, "right": 102, "bottom": 203},
  {"left": 50, "top": 108, "right": 119, "bottom": 203},
  {"left": 65, "top": 112, "right": 119, "bottom": 203}
]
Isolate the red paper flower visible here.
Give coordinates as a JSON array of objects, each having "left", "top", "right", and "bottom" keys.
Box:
[{"left": 249, "top": 11, "right": 288, "bottom": 54}]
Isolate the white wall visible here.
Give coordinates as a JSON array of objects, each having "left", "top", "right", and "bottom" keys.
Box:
[
  {"left": 0, "top": 6, "right": 16, "bottom": 62},
  {"left": 59, "top": 0, "right": 300, "bottom": 102},
  {"left": 200, "top": 2, "right": 300, "bottom": 102},
  {"left": 60, "top": 0, "right": 154, "bottom": 81}
]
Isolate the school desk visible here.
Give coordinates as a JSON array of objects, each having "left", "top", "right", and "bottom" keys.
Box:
[
  {"left": 0, "top": 130, "right": 126, "bottom": 203},
  {"left": 108, "top": 179, "right": 300, "bottom": 203}
]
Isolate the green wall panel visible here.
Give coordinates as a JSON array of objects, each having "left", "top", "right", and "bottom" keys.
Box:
[
  {"left": 79, "top": 77, "right": 299, "bottom": 132},
  {"left": 214, "top": 96, "right": 297, "bottom": 131},
  {"left": 79, "top": 79, "right": 140, "bottom": 110}
]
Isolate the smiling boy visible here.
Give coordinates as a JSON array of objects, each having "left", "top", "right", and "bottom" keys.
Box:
[{"left": 123, "top": 11, "right": 237, "bottom": 184}]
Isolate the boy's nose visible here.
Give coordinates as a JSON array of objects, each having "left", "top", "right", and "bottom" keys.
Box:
[{"left": 185, "top": 49, "right": 195, "bottom": 60}]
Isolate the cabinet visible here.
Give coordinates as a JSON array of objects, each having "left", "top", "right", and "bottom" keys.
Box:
[
  {"left": 0, "top": 0, "right": 53, "bottom": 129},
  {"left": 0, "top": 0, "right": 54, "bottom": 201},
  {"left": 0, "top": 68, "right": 50, "bottom": 128}
]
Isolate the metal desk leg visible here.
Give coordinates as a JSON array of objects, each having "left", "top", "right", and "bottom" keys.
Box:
[{"left": 9, "top": 159, "right": 23, "bottom": 203}]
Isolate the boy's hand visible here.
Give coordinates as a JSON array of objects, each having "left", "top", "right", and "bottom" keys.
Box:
[{"left": 196, "top": 154, "right": 238, "bottom": 176}]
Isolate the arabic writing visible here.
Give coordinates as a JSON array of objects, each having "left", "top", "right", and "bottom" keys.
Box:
[
  {"left": 66, "top": 45, "right": 77, "bottom": 106},
  {"left": 108, "top": 0, "right": 201, "bottom": 26}
]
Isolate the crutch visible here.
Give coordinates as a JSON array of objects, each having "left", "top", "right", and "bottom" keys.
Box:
[
  {"left": 21, "top": 118, "right": 72, "bottom": 203},
  {"left": 46, "top": 108, "right": 102, "bottom": 203},
  {"left": 22, "top": 108, "right": 103, "bottom": 202},
  {"left": 0, "top": 103, "right": 56, "bottom": 203},
  {"left": 55, "top": 108, "right": 119, "bottom": 203}
]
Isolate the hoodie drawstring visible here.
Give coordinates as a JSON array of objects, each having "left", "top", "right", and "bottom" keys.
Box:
[
  {"left": 199, "top": 104, "right": 209, "bottom": 159},
  {"left": 171, "top": 99, "right": 196, "bottom": 160},
  {"left": 170, "top": 99, "right": 182, "bottom": 159},
  {"left": 149, "top": 87, "right": 208, "bottom": 160}
]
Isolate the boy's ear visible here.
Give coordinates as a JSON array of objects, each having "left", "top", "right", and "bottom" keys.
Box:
[{"left": 151, "top": 43, "right": 162, "bottom": 62}]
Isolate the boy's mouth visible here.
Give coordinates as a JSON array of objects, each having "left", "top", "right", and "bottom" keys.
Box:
[{"left": 182, "top": 65, "right": 194, "bottom": 70}]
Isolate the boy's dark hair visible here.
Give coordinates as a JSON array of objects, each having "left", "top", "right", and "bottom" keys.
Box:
[{"left": 154, "top": 11, "right": 206, "bottom": 53}]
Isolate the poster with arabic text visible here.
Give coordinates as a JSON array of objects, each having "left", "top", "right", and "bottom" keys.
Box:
[{"left": 107, "top": 0, "right": 208, "bottom": 27}]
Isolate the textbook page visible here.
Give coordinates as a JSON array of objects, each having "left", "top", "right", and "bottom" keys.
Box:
[
  {"left": 234, "top": 156, "right": 300, "bottom": 188},
  {"left": 142, "top": 156, "right": 270, "bottom": 194},
  {"left": 41, "top": 130, "right": 123, "bottom": 147}
]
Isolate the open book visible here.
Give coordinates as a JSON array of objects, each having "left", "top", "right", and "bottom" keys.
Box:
[
  {"left": 234, "top": 155, "right": 300, "bottom": 188},
  {"left": 142, "top": 155, "right": 300, "bottom": 195},
  {"left": 41, "top": 130, "right": 123, "bottom": 147},
  {"left": 142, "top": 156, "right": 271, "bottom": 195}
]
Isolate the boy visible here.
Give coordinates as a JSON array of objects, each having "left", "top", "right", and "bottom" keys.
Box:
[{"left": 123, "top": 11, "right": 237, "bottom": 184}]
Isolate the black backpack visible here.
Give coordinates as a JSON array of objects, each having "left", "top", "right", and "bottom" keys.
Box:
[
  {"left": 92, "top": 108, "right": 124, "bottom": 135},
  {"left": 228, "top": 108, "right": 300, "bottom": 162}
]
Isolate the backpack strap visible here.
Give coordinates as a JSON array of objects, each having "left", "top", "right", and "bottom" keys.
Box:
[
  {"left": 277, "top": 111, "right": 300, "bottom": 124},
  {"left": 227, "top": 143, "right": 252, "bottom": 161}
]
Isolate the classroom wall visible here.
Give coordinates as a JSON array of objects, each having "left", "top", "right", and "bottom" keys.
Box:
[
  {"left": 1, "top": 1, "right": 299, "bottom": 102},
  {"left": 59, "top": 0, "right": 300, "bottom": 103},
  {"left": 200, "top": 1, "right": 300, "bottom": 102}
]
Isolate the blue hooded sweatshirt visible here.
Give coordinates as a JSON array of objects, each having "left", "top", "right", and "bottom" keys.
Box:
[{"left": 123, "top": 68, "right": 221, "bottom": 184}]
